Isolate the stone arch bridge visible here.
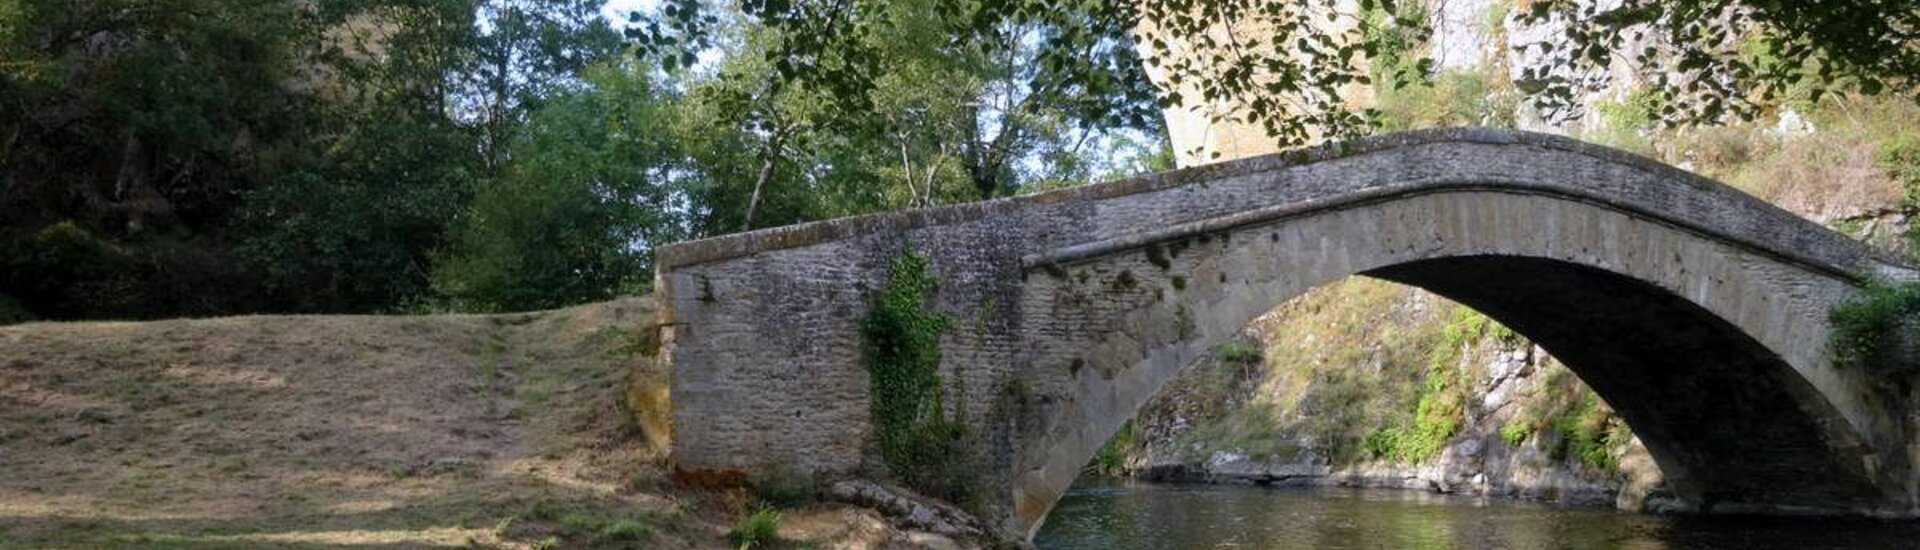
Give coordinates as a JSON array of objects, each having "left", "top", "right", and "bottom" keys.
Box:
[{"left": 653, "top": 128, "right": 1920, "bottom": 539}]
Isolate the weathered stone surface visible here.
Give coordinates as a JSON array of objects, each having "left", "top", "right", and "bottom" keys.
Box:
[
  {"left": 1197, "top": 450, "right": 1332, "bottom": 484},
  {"left": 824, "top": 480, "right": 988, "bottom": 540},
  {"left": 655, "top": 128, "right": 1920, "bottom": 540}
]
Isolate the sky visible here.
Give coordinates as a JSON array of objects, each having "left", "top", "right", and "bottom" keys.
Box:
[
  {"left": 600, "top": 0, "right": 654, "bottom": 28},
  {"left": 596, "top": 0, "right": 728, "bottom": 76}
]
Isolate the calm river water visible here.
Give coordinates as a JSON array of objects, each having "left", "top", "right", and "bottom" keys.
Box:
[{"left": 1033, "top": 481, "right": 1920, "bottom": 549}]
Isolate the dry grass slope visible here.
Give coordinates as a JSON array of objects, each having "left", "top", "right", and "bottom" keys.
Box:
[{"left": 0, "top": 298, "right": 735, "bottom": 549}]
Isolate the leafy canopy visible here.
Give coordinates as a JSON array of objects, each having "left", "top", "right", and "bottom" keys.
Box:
[{"left": 636, "top": 0, "right": 1920, "bottom": 149}]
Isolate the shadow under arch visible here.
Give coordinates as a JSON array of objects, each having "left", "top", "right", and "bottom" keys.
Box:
[{"left": 1366, "top": 255, "right": 1884, "bottom": 510}]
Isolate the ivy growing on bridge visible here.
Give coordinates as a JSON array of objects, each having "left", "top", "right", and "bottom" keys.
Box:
[{"left": 862, "top": 248, "right": 970, "bottom": 499}]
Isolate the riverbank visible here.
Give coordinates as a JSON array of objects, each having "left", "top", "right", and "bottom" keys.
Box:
[{"left": 0, "top": 298, "right": 974, "bottom": 549}]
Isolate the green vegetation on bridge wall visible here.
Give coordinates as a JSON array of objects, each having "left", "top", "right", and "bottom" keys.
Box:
[
  {"left": 863, "top": 249, "right": 972, "bottom": 501},
  {"left": 1829, "top": 280, "right": 1920, "bottom": 386}
]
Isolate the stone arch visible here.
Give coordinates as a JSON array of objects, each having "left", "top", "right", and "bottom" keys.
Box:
[
  {"left": 654, "top": 129, "right": 1917, "bottom": 540},
  {"left": 1008, "top": 194, "right": 1892, "bottom": 535}
]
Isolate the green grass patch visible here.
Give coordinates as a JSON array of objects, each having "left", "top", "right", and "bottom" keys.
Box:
[
  {"left": 1499, "top": 419, "right": 1531, "bottom": 446},
  {"left": 728, "top": 507, "right": 781, "bottom": 549},
  {"left": 1088, "top": 420, "right": 1137, "bottom": 477}
]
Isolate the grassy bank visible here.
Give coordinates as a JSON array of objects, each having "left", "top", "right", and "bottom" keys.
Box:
[
  {"left": 0, "top": 298, "right": 950, "bottom": 549},
  {"left": 0, "top": 298, "right": 707, "bottom": 548}
]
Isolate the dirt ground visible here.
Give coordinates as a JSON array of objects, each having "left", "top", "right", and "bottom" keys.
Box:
[{"left": 0, "top": 298, "right": 946, "bottom": 549}]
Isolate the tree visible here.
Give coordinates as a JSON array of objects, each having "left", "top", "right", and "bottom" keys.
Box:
[
  {"left": 1511, "top": 0, "right": 1920, "bottom": 124},
  {"left": 0, "top": 0, "right": 1182, "bottom": 320},
  {"left": 0, "top": 0, "right": 328, "bottom": 319},
  {"left": 433, "top": 62, "right": 688, "bottom": 312},
  {"left": 218, "top": 0, "right": 483, "bottom": 313},
  {"left": 638, "top": 0, "right": 1920, "bottom": 151},
  {"left": 464, "top": 0, "right": 623, "bottom": 173},
  {"left": 0, "top": 0, "right": 321, "bottom": 237},
  {"left": 669, "top": 21, "right": 840, "bottom": 232},
  {"left": 657, "top": 0, "right": 1166, "bottom": 232},
  {"left": 231, "top": 106, "right": 480, "bottom": 313},
  {"left": 0, "top": 0, "right": 636, "bottom": 318}
]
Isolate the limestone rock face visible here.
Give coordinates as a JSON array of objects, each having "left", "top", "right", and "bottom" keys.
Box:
[
  {"left": 1133, "top": 0, "right": 1371, "bottom": 166},
  {"left": 1145, "top": 0, "right": 1659, "bottom": 168}
]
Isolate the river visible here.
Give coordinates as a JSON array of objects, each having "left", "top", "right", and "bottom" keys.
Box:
[{"left": 1033, "top": 480, "right": 1920, "bottom": 549}]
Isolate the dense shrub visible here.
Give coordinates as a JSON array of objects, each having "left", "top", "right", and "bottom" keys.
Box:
[
  {"left": 1828, "top": 280, "right": 1920, "bottom": 380},
  {"left": 431, "top": 175, "right": 642, "bottom": 313},
  {"left": 1877, "top": 135, "right": 1920, "bottom": 208},
  {"left": 1213, "top": 341, "right": 1264, "bottom": 364},
  {"left": 0, "top": 222, "right": 143, "bottom": 319},
  {"left": 0, "top": 292, "right": 33, "bottom": 325},
  {"left": 1364, "top": 308, "right": 1493, "bottom": 462},
  {"left": 0, "top": 220, "right": 271, "bottom": 321}
]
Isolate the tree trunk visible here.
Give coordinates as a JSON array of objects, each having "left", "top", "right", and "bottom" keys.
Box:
[
  {"left": 961, "top": 102, "right": 997, "bottom": 200},
  {"left": 485, "top": 9, "right": 515, "bottom": 175},
  {"left": 743, "top": 130, "right": 786, "bottom": 230}
]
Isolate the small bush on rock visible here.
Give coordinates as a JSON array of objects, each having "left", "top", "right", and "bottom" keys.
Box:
[{"left": 1550, "top": 393, "right": 1622, "bottom": 472}]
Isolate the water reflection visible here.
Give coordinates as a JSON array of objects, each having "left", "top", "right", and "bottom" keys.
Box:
[{"left": 1034, "top": 480, "right": 1920, "bottom": 549}]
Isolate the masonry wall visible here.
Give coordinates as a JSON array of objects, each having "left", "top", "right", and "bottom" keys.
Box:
[{"left": 655, "top": 129, "right": 1910, "bottom": 536}]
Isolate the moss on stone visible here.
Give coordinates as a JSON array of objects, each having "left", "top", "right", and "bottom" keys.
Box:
[
  {"left": 1144, "top": 242, "right": 1172, "bottom": 270},
  {"left": 1040, "top": 262, "right": 1069, "bottom": 280}
]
